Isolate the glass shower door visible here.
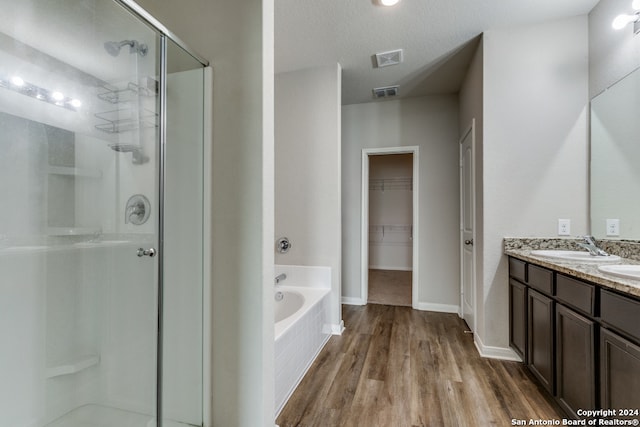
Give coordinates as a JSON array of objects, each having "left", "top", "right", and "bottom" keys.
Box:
[{"left": 0, "top": 1, "right": 162, "bottom": 425}]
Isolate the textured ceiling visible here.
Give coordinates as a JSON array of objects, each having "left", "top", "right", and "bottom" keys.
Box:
[{"left": 275, "top": 0, "right": 600, "bottom": 105}]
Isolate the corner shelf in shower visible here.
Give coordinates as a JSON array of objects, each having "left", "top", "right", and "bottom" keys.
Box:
[
  {"left": 97, "top": 81, "right": 157, "bottom": 104},
  {"left": 46, "top": 227, "right": 102, "bottom": 236},
  {"left": 46, "top": 354, "right": 100, "bottom": 379},
  {"left": 94, "top": 108, "right": 158, "bottom": 134},
  {"left": 47, "top": 166, "right": 102, "bottom": 179}
]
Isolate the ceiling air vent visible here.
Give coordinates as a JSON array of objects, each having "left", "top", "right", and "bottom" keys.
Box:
[
  {"left": 372, "top": 85, "right": 399, "bottom": 99},
  {"left": 374, "top": 49, "right": 403, "bottom": 68}
]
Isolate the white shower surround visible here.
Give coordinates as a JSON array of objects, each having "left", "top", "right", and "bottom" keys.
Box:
[{"left": 274, "top": 265, "right": 332, "bottom": 416}]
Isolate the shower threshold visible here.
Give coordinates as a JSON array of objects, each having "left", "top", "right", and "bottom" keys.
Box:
[{"left": 45, "top": 404, "right": 197, "bottom": 427}]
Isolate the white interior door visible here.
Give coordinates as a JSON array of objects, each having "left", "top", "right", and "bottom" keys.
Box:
[{"left": 460, "top": 120, "right": 475, "bottom": 331}]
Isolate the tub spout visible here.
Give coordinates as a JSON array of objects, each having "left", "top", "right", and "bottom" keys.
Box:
[{"left": 275, "top": 273, "right": 287, "bottom": 285}]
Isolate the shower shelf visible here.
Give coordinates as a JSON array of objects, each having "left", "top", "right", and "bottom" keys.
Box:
[
  {"left": 47, "top": 227, "right": 102, "bottom": 236},
  {"left": 94, "top": 108, "right": 158, "bottom": 134},
  {"left": 97, "top": 81, "right": 157, "bottom": 104},
  {"left": 46, "top": 354, "right": 100, "bottom": 378},
  {"left": 47, "top": 166, "right": 102, "bottom": 179}
]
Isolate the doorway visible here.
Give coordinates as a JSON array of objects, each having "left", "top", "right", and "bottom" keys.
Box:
[
  {"left": 460, "top": 120, "right": 476, "bottom": 331},
  {"left": 361, "top": 147, "right": 419, "bottom": 308}
]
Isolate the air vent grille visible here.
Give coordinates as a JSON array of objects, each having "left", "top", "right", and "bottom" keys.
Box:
[
  {"left": 372, "top": 85, "right": 399, "bottom": 99},
  {"left": 375, "top": 49, "right": 403, "bottom": 68}
]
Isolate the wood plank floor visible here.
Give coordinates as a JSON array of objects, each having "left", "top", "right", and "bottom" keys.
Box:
[{"left": 276, "top": 304, "right": 563, "bottom": 427}]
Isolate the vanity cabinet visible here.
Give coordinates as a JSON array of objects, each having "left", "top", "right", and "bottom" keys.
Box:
[
  {"left": 508, "top": 257, "right": 611, "bottom": 418},
  {"left": 600, "top": 289, "right": 640, "bottom": 412},
  {"left": 528, "top": 289, "right": 554, "bottom": 393},
  {"left": 509, "top": 278, "right": 527, "bottom": 361},
  {"left": 555, "top": 303, "right": 595, "bottom": 418},
  {"left": 600, "top": 328, "right": 640, "bottom": 411}
]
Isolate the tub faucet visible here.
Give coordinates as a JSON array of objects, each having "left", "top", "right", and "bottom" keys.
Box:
[
  {"left": 577, "top": 235, "right": 609, "bottom": 257},
  {"left": 275, "top": 273, "right": 287, "bottom": 285}
]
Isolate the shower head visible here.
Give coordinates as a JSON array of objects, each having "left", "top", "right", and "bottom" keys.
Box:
[
  {"left": 103, "top": 40, "right": 148, "bottom": 57},
  {"left": 109, "top": 144, "right": 149, "bottom": 164}
]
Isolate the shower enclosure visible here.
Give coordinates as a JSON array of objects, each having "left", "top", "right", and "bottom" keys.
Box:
[{"left": 0, "top": 1, "right": 209, "bottom": 426}]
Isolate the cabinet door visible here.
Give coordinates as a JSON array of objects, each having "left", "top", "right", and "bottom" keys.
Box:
[
  {"left": 556, "top": 304, "right": 595, "bottom": 417},
  {"left": 601, "top": 328, "right": 640, "bottom": 412},
  {"left": 528, "top": 289, "right": 554, "bottom": 393},
  {"left": 510, "top": 278, "right": 527, "bottom": 361}
]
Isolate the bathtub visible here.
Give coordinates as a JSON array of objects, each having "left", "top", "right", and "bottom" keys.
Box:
[
  {"left": 275, "top": 286, "right": 329, "bottom": 340},
  {"left": 274, "top": 265, "right": 332, "bottom": 416}
]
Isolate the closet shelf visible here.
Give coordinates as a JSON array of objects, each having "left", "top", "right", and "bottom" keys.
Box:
[
  {"left": 369, "top": 177, "right": 412, "bottom": 191},
  {"left": 46, "top": 354, "right": 100, "bottom": 378},
  {"left": 369, "top": 224, "right": 413, "bottom": 245}
]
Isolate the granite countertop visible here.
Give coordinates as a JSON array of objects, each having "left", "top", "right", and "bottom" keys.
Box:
[{"left": 504, "top": 238, "right": 640, "bottom": 298}]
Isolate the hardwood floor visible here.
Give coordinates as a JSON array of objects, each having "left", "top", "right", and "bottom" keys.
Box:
[{"left": 276, "top": 304, "right": 563, "bottom": 427}]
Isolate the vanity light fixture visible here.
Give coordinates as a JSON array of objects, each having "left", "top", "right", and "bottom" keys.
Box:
[
  {"left": 0, "top": 75, "right": 81, "bottom": 111},
  {"left": 612, "top": 0, "right": 640, "bottom": 33}
]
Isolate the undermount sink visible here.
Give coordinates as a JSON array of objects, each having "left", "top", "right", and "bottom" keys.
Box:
[
  {"left": 530, "top": 250, "right": 621, "bottom": 263},
  {"left": 598, "top": 264, "right": 640, "bottom": 280}
]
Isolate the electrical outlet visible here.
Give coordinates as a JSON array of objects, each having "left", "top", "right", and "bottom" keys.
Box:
[
  {"left": 606, "top": 219, "right": 620, "bottom": 237},
  {"left": 558, "top": 219, "right": 571, "bottom": 236}
]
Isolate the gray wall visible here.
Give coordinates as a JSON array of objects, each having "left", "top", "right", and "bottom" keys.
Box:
[
  {"left": 275, "top": 64, "right": 343, "bottom": 330},
  {"left": 133, "top": 1, "right": 275, "bottom": 426},
  {"left": 342, "top": 96, "right": 460, "bottom": 311},
  {"left": 480, "top": 15, "right": 589, "bottom": 354}
]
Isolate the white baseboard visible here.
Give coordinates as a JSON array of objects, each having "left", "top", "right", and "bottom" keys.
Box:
[
  {"left": 342, "top": 296, "right": 365, "bottom": 305},
  {"left": 415, "top": 302, "right": 460, "bottom": 313},
  {"left": 473, "top": 333, "right": 522, "bottom": 361},
  {"left": 368, "top": 265, "right": 412, "bottom": 271},
  {"left": 331, "top": 321, "right": 345, "bottom": 335}
]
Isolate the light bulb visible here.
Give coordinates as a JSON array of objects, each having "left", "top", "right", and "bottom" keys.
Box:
[
  {"left": 612, "top": 13, "right": 636, "bottom": 30},
  {"left": 379, "top": 0, "right": 400, "bottom": 6},
  {"left": 51, "top": 91, "right": 64, "bottom": 101},
  {"left": 10, "top": 76, "right": 24, "bottom": 86},
  {"left": 70, "top": 99, "right": 82, "bottom": 108}
]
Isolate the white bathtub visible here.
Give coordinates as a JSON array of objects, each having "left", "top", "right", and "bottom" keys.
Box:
[
  {"left": 274, "top": 265, "right": 332, "bottom": 416},
  {"left": 274, "top": 286, "right": 329, "bottom": 340}
]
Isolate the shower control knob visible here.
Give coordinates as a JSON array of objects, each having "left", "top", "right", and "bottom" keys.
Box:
[{"left": 137, "top": 247, "right": 157, "bottom": 257}]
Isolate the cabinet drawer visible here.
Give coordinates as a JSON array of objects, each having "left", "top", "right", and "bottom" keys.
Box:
[
  {"left": 509, "top": 257, "right": 526, "bottom": 283},
  {"left": 528, "top": 264, "right": 553, "bottom": 295},
  {"left": 556, "top": 274, "right": 594, "bottom": 316},
  {"left": 601, "top": 290, "right": 640, "bottom": 342}
]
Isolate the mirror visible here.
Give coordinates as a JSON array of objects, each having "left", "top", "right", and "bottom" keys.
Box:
[{"left": 590, "top": 67, "right": 640, "bottom": 239}]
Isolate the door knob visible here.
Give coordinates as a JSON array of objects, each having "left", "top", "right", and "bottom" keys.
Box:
[
  {"left": 464, "top": 239, "right": 474, "bottom": 246},
  {"left": 137, "top": 247, "right": 157, "bottom": 257}
]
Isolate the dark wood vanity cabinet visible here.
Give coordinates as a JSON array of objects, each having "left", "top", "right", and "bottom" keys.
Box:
[
  {"left": 600, "top": 327, "right": 640, "bottom": 411},
  {"left": 506, "top": 256, "right": 637, "bottom": 418},
  {"left": 528, "top": 289, "right": 555, "bottom": 394},
  {"left": 509, "top": 278, "right": 527, "bottom": 361},
  {"left": 555, "top": 304, "right": 595, "bottom": 417},
  {"left": 599, "top": 289, "right": 640, "bottom": 411}
]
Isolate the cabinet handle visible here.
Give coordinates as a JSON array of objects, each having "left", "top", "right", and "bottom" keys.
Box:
[{"left": 464, "top": 239, "right": 474, "bottom": 246}]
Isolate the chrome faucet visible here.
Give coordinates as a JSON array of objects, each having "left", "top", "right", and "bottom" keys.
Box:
[
  {"left": 577, "top": 235, "right": 610, "bottom": 257},
  {"left": 275, "top": 273, "right": 287, "bottom": 285}
]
